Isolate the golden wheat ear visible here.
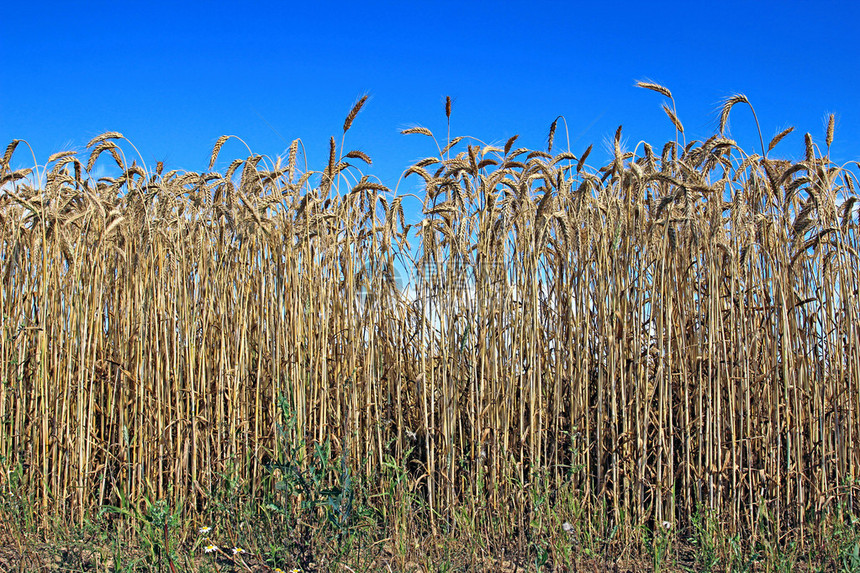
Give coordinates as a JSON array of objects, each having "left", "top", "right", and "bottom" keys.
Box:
[
  {"left": 209, "top": 135, "right": 230, "bottom": 170},
  {"left": 344, "top": 95, "right": 369, "bottom": 133},
  {"left": 635, "top": 80, "right": 673, "bottom": 100}
]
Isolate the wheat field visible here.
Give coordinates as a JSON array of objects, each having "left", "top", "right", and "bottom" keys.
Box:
[{"left": 1, "top": 86, "right": 859, "bottom": 567}]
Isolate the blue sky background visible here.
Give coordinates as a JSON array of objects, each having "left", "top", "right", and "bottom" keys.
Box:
[{"left": 2, "top": 0, "right": 859, "bottom": 217}]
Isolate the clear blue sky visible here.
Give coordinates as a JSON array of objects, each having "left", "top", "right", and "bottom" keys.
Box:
[{"left": 3, "top": 0, "right": 859, "bottom": 205}]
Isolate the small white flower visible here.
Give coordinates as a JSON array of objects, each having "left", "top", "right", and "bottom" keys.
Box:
[
  {"left": 562, "top": 521, "right": 573, "bottom": 533},
  {"left": 204, "top": 544, "right": 218, "bottom": 553},
  {"left": 661, "top": 520, "right": 672, "bottom": 530},
  {"left": 199, "top": 526, "right": 211, "bottom": 535},
  {"left": 232, "top": 547, "right": 246, "bottom": 555}
]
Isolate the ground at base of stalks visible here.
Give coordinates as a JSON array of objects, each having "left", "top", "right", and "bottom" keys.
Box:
[{"left": 0, "top": 535, "right": 676, "bottom": 573}]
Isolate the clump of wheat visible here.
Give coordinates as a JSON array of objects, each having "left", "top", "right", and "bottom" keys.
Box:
[{"left": 0, "top": 89, "right": 858, "bottom": 553}]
